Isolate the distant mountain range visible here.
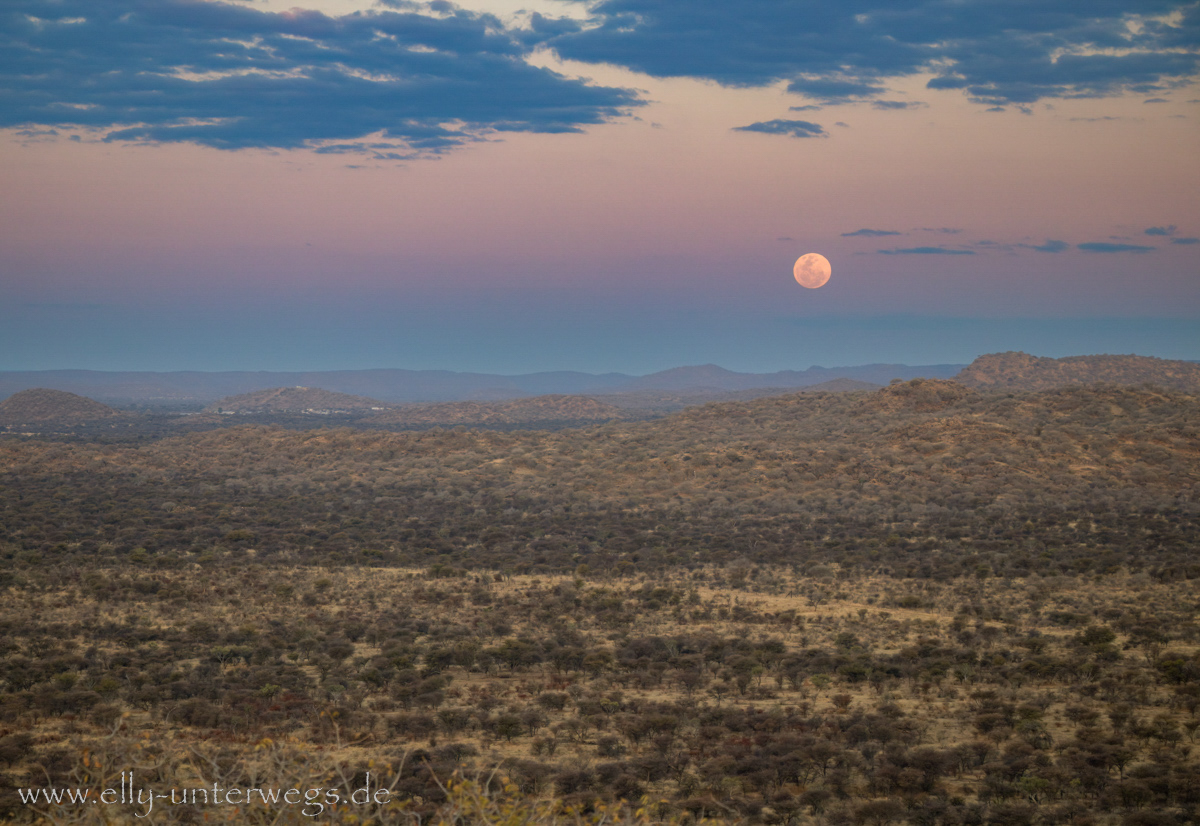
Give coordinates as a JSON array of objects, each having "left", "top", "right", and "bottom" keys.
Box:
[
  {"left": 196, "top": 379, "right": 889, "bottom": 427},
  {"left": 0, "top": 362, "right": 963, "bottom": 406},
  {"left": 3, "top": 353, "right": 1197, "bottom": 416},
  {"left": 3, "top": 354, "right": 1199, "bottom": 434}
]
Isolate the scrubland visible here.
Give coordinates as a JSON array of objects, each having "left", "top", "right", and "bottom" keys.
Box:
[{"left": 1, "top": 380, "right": 1198, "bottom": 824}]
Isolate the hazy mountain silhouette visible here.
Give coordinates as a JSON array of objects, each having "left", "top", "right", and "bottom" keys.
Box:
[{"left": 0, "top": 363, "right": 962, "bottom": 406}]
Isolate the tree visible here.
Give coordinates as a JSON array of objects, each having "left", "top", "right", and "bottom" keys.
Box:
[{"left": 854, "top": 798, "right": 904, "bottom": 826}]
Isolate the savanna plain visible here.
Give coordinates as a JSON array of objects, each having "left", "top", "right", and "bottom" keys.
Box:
[{"left": 1, "top": 357, "right": 1199, "bottom": 826}]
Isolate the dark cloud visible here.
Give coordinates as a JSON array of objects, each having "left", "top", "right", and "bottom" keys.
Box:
[
  {"left": 524, "top": 11, "right": 585, "bottom": 38},
  {"left": 1145, "top": 225, "right": 1177, "bottom": 236},
  {"left": 8, "top": 1, "right": 1195, "bottom": 157},
  {"left": 545, "top": 0, "right": 1199, "bottom": 107},
  {"left": 879, "top": 246, "right": 975, "bottom": 255},
  {"left": 1171, "top": 237, "right": 1200, "bottom": 244},
  {"left": 733, "top": 119, "right": 826, "bottom": 138},
  {"left": 871, "top": 100, "right": 925, "bottom": 110},
  {"left": 842, "top": 228, "right": 901, "bottom": 237},
  {"left": 0, "top": 0, "right": 639, "bottom": 154},
  {"left": 1021, "top": 239, "right": 1069, "bottom": 252},
  {"left": 1078, "top": 242, "right": 1155, "bottom": 252},
  {"left": 787, "top": 76, "right": 886, "bottom": 104}
]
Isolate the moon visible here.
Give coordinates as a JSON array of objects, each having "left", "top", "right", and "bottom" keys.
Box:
[{"left": 793, "top": 253, "right": 831, "bottom": 289}]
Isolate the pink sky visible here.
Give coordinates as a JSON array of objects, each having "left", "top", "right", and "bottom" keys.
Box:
[{"left": 1, "top": 0, "right": 1197, "bottom": 371}]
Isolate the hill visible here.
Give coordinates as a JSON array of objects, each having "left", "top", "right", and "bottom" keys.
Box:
[
  {"left": 204, "top": 386, "right": 390, "bottom": 414},
  {"left": 366, "top": 394, "right": 631, "bottom": 426},
  {"left": 3, "top": 379, "right": 1194, "bottom": 576},
  {"left": 955, "top": 351, "right": 1200, "bottom": 392},
  {"left": 0, "top": 388, "right": 119, "bottom": 424}
]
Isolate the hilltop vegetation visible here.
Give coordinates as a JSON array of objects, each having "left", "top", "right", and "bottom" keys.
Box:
[
  {"left": 367, "top": 395, "right": 635, "bottom": 427},
  {"left": 1, "top": 380, "right": 1196, "bottom": 579},
  {"left": 955, "top": 353, "right": 1200, "bottom": 393},
  {"left": 0, "top": 389, "right": 119, "bottom": 425}
]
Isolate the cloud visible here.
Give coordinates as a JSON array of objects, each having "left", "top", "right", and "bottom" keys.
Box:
[
  {"left": 8, "top": 1, "right": 1197, "bottom": 157},
  {"left": 523, "top": 11, "right": 585, "bottom": 38},
  {"left": 733, "top": 119, "right": 826, "bottom": 138},
  {"left": 11, "top": 1, "right": 1195, "bottom": 156},
  {"left": 871, "top": 100, "right": 926, "bottom": 110},
  {"left": 842, "top": 228, "right": 901, "bottom": 237},
  {"left": 545, "top": 0, "right": 1200, "bottom": 107},
  {"left": 1078, "top": 242, "right": 1155, "bottom": 253},
  {"left": 879, "top": 246, "right": 975, "bottom": 255},
  {"left": 1171, "top": 237, "right": 1200, "bottom": 245},
  {"left": 0, "top": 0, "right": 640, "bottom": 154},
  {"left": 787, "top": 76, "right": 886, "bottom": 104},
  {"left": 1021, "top": 239, "right": 1069, "bottom": 253},
  {"left": 1145, "top": 225, "right": 1177, "bottom": 236}
]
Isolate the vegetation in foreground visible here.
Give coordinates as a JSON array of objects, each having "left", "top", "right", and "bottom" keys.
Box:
[{"left": 1, "top": 565, "right": 1199, "bottom": 824}]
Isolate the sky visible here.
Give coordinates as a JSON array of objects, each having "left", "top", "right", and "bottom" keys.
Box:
[{"left": 1, "top": 0, "right": 1198, "bottom": 374}]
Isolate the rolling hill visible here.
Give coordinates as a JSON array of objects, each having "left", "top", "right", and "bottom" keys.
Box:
[
  {"left": 954, "top": 351, "right": 1200, "bottom": 392},
  {"left": 0, "top": 388, "right": 120, "bottom": 424}
]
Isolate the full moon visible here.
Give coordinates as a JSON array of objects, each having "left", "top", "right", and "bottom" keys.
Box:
[{"left": 793, "top": 253, "right": 831, "bottom": 289}]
